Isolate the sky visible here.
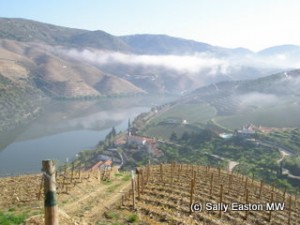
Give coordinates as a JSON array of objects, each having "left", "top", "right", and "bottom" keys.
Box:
[{"left": 1, "top": 0, "right": 300, "bottom": 51}]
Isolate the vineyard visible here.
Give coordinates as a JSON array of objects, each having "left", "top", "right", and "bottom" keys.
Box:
[
  {"left": 0, "top": 163, "right": 132, "bottom": 224},
  {"left": 120, "top": 164, "right": 300, "bottom": 225},
  {"left": 1, "top": 163, "right": 300, "bottom": 224}
]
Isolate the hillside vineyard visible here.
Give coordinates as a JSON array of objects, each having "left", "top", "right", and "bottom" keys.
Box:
[{"left": 121, "top": 164, "right": 300, "bottom": 225}]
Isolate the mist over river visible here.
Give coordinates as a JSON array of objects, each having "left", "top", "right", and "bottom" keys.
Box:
[{"left": 0, "top": 96, "right": 175, "bottom": 176}]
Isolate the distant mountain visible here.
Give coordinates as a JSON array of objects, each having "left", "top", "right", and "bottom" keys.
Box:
[
  {"left": 189, "top": 69, "right": 300, "bottom": 118},
  {"left": 257, "top": 45, "right": 300, "bottom": 56},
  {"left": 120, "top": 34, "right": 216, "bottom": 55},
  {"left": 1, "top": 17, "right": 300, "bottom": 131},
  {"left": 0, "top": 18, "right": 85, "bottom": 45},
  {"left": 193, "top": 69, "right": 300, "bottom": 101},
  {"left": 69, "top": 30, "right": 130, "bottom": 51},
  {"left": 120, "top": 34, "right": 253, "bottom": 56},
  {"left": 0, "top": 18, "right": 130, "bottom": 51}
]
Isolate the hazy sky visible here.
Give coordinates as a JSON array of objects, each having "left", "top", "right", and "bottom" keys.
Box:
[{"left": 1, "top": 0, "right": 300, "bottom": 51}]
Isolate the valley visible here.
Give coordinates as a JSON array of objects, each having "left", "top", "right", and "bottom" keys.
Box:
[{"left": 1, "top": 16, "right": 300, "bottom": 225}]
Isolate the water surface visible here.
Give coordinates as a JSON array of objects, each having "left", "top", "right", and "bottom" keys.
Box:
[{"left": 0, "top": 96, "right": 174, "bottom": 176}]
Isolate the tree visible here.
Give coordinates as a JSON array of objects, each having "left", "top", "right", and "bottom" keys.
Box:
[
  {"left": 170, "top": 131, "right": 178, "bottom": 142},
  {"left": 180, "top": 132, "right": 190, "bottom": 142}
]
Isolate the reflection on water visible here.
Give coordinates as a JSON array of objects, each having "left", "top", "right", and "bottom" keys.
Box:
[{"left": 0, "top": 96, "right": 175, "bottom": 176}]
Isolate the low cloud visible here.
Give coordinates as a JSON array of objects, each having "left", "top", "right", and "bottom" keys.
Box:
[
  {"left": 58, "top": 48, "right": 230, "bottom": 75},
  {"left": 54, "top": 47, "right": 300, "bottom": 79},
  {"left": 238, "top": 92, "right": 278, "bottom": 106}
]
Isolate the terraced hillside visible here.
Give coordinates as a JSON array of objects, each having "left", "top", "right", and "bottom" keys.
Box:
[
  {"left": 0, "top": 166, "right": 131, "bottom": 225},
  {"left": 1, "top": 163, "right": 299, "bottom": 224},
  {"left": 118, "top": 164, "right": 300, "bottom": 225}
]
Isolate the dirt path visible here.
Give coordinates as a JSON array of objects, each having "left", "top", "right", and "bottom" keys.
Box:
[
  {"left": 228, "top": 161, "right": 239, "bottom": 172},
  {"left": 18, "top": 170, "right": 132, "bottom": 225},
  {"left": 58, "top": 173, "right": 131, "bottom": 225},
  {"left": 81, "top": 182, "right": 131, "bottom": 224},
  {"left": 205, "top": 153, "right": 239, "bottom": 172}
]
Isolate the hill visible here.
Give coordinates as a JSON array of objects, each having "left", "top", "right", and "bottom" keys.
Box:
[
  {"left": 1, "top": 17, "right": 300, "bottom": 132},
  {"left": 0, "top": 38, "right": 144, "bottom": 131},
  {"left": 0, "top": 18, "right": 130, "bottom": 51},
  {"left": 0, "top": 164, "right": 299, "bottom": 225},
  {"left": 121, "top": 34, "right": 253, "bottom": 56},
  {"left": 257, "top": 44, "right": 300, "bottom": 57}
]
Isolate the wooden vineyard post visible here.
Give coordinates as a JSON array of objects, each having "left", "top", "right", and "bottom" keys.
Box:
[
  {"left": 121, "top": 195, "right": 125, "bottom": 206},
  {"left": 38, "top": 175, "right": 44, "bottom": 200},
  {"left": 141, "top": 169, "right": 144, "bottom": 194},
  {"left": 218, "top": 167, "right": 220, "bottom": 177},
  {"left": 98, "top": 168, "right": 101, "bottom": 182},
  {"left": 244, "top": 189, "right": 249, "bottom": 220},
  {"left": 209, "top": 173, "right": 214, "bottom": 197},
  {"left": 283, "top": 186, "right": 287, "bottom": 201},
  {"left": 71, "top": 162, "right": 74, "bottom": 183},
  {"left": 259, "top": 180, "right": 264, "bottom": 198},
  {"left": 146, "top": 163, "right": 150, "bottom": 184},
  {"left": 42, "top": 160, "right": 58, "bottom": 225},
  {"left": 189, "top": 178, "right": 194, "bottom": 215},
  {"left": 288, "top": 196, "right": 292, "bottom": 225},
  {"left": 177, "top": 164, "right": 181, "bottom": 180},
  {"left": 171, "top": 163, "right": 173, "bottom": 188},
  {"left": 219, "top": 184, "right": 223, "bottom": 218},
  {"left": 268, "top": 192, "right": 274, "bottom": 222},
  {"left": 160, "top": 164, "right": 163, "bottom": 182},
  {"left": 131, "top": 170, "right": 136, "bottom": 210},
  {"left": 78, "top": 163, "right": 81, "bottom": 182},
  {"left": 228, "top": 173, "right": 232, "bottom": 195},
  {"left": 244, "top": 177, "right": 248, "bottom": 196},
  {"left": 137, "top": 169, "right": 140, "bottom": 200}
]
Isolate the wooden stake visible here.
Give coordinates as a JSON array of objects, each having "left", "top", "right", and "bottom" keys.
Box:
[
  {"left": 160, "top": 164, "right": 163, "bottom": 182},
  {"left": 171, "top": 163, "right": 174, "bottom": 188},
  {"left": 37, "top": 175, "right": 44, "bottom": 200},
  {"left": 141, "top": 170, "right": 144, "bottom": 194},
  {"left": 98, "top": 168, "right": 101, "bottom": 182},
  {"left": 288, "top": 196, "right": 292, "bottom": 225},
  {"left": 71, "top": 162, "right": 74, "bottom": 183},
  {"left": 122, "top": 195, "right": 125, "bottom": 206},
  {"left": 244, "top": 189, "right": 249, "bottom": 220},
  {"left": 42, "top": 160, "right": 58, "bottom": 225},
  {"left": 78, "top": 164, "right": 81, "bottom": 182},
  {"left": 131, "top": 170, "right": 136, "bottom": 210},
  {"left": 189, "top": 178, "right": 194, "bottom": 214},
  {"left": 210, "top": 173, "right": 214, "bottom": 197},
  {"left": 268, "top": 192, "right": 273, "bottom": 222},
  {"left": 228, "top": 173, "right": 232, "bottom": 195},
  {"left": 259, "top": 180, "right": 263, "bottom": 198},
  {"left": 219, "top": 184, "right": 223, "bottom": 218},
  {"left": 137, "top": 169, "right": 140, "bottom": 200},
  {"left": 193, "top": 171, "right": 196, "bottom": 193},
  {"left": 244, "top": 177, "right": 248, "bottom": 196}
]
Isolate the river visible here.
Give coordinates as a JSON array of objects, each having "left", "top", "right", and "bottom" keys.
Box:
[{"left": 0, "top": 95, "right": 175, "bottom": 177}]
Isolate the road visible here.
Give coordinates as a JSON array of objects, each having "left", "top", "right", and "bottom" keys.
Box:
[{"left": 256, "top": 140, "right": 300, "bottom": 179}]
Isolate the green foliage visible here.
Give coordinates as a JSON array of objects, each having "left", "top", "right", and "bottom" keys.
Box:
[
  {"left": 262, "top": 128, "right": 300, "bottom": 154},
  {"left": 122, "top": 174, "right": 131, "bottom": 182},
  {"left": 127, "top": 213, "right": 138, "bottom": 223},
  {"left": 169, "top": 131, "right": 178, "bottom": 141},
  {"left": 0, "top": 74, "right": 44, "bottom": 132},
  {"left": 104, "top": 211, "right": 120, "bottom": 220},
  {"left": 284, "top": 156, "right": 300, "bottom": 176},
  {"left": 0, "top": 211, "right": 27, "bottom": 225}
]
